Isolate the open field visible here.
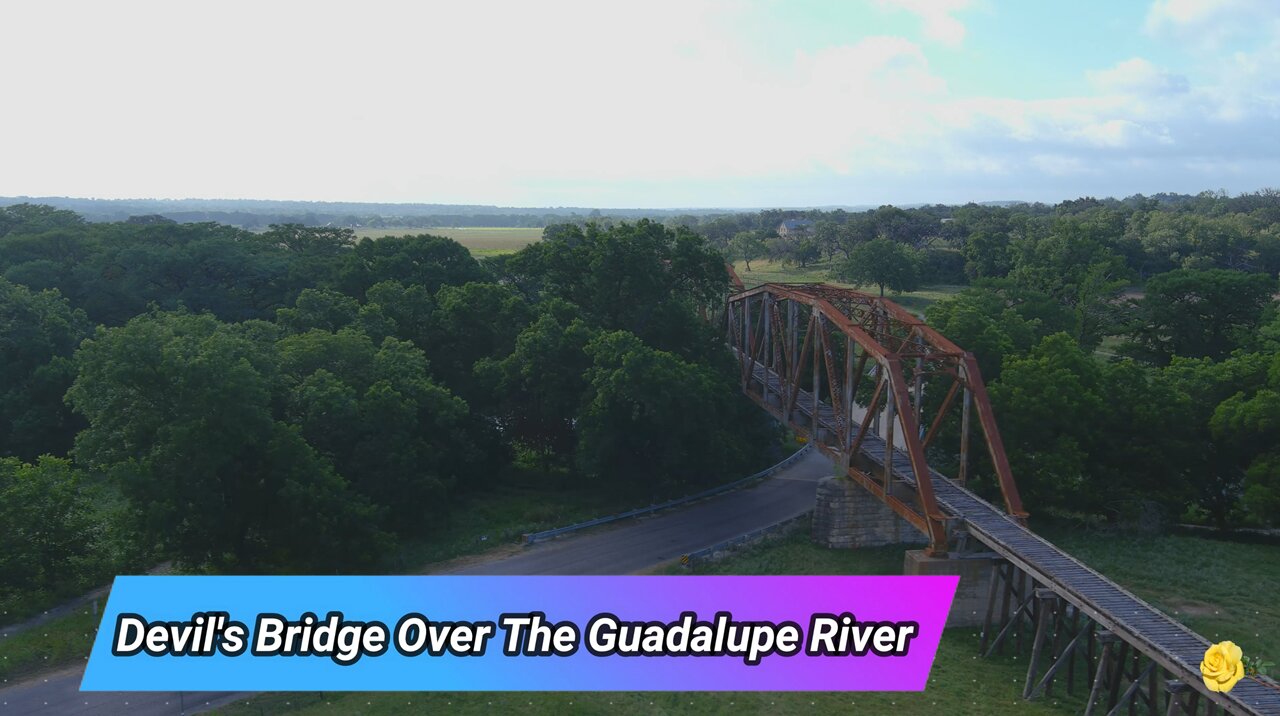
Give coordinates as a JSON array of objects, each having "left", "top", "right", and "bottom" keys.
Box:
[
  {"left": 732, "top": 259, "right": 964, "bottom": 316},
  {"left": 354, "top": 227, "right": 542, "bottom": 255}
]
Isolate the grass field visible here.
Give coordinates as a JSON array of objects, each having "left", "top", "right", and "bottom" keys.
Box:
[
  {"left": 354, "top": 227, "right": 542, "bottom": 256},
  {"left": 7, "top": 523, "right": 1273, "bottom": 711},
  {"left": 0, "top": 606, "right": 100, "bottom": 683},
  {"left": 732, "top": 259, "right": 964, "bottom": 316},
  {"left": 1038, "top": 525, "right": 1280, "bottom": 668},
  {"left": 210, "top": 522, "right": 1279, "bottom": 715},
  {"left": 216, "top": 529, "right": 1080, "bottom": 716}
]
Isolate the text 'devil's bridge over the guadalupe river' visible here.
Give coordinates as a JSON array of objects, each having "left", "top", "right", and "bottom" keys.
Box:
[{"left": 726, "top": 282, "right": 1280, "bottom": 716}]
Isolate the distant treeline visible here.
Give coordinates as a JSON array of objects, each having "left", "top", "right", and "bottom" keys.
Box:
[{"left": 0, "top": 196, "right": 768, "bottom": 230}]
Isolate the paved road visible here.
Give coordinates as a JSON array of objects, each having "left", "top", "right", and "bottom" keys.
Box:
[
  {"left": 445, "top": 448, "right": 833, "bottom": 575},
  {"left": 0, "top": 449, "right": 833, "bottom": 715}
]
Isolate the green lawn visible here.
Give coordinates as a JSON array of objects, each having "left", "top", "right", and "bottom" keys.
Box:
[
  {"left": 1037, "top": 525, "right": 1280, "bottom": 667},
  {"left": 0, "top": 606, "right": 100, "bottom": 683},
  {"left": 354, "top": 227, "right": 542, "bottom": 255}
]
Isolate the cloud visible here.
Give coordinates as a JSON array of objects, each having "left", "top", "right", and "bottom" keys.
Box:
[
  {"left": 874, "top": 0, "right": 973, "bottom": 47},
  {"left": 1144, "top": 0, "right": 1273, "bottom": 47},
  {"left": 1087, "top": 58, "right": 1189, "bottom": 96},
  {"left": 2, "top": 0, "right": 1280, "bottom": 207}
]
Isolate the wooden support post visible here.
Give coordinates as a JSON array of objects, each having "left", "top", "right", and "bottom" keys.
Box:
[
  {"left": 1108, "top": 641, "right": 1132, "bottom": 713},
  {"left": 1163, "top": 681, "right": 1192, "bottom": 716},
  {"left": 1027, "top": 616, "right": 1089, "bottom": 700},
  {"left": 979, "top": 561, "right": 1005, "bottom": 654},
  {"left": 997, "top": 562, "right": 1014, "bottom": 656},
  {"left": 1084, "top": 632, "right": 1117, "bottom": 716},
  {"left": 1108, "top": 662, "right": 1155, "bottom": 716},
  {"left": 984, "top": 592, "right": 1035, "bottom": 658},
  {"left": 1023, "top": 589, "right": 1057, "bottom": 699},
  {"left": 1148, "top": 660, "right": 1158, "bottom": 716},
  {"left": 1016, "top": 571, "right": 1028, "bottom": 655},
  {"left": 1044, "top": 596, "right": 1066, "bottom": 699},
  {"left": 1067, "top": 609, "right": 1084, "bottom": 696}
]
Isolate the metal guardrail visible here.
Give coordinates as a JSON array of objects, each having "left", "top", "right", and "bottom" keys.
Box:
[
  {"left": 681, "top": 510, "right": 812, "bottom": 566},
  {"left": 521, "top": 443, "right": 813, "bottom": 545}
]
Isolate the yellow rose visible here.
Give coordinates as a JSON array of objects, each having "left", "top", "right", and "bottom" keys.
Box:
[{"left": 1200, "top": 641, "right": 1245, "bottom": 693}]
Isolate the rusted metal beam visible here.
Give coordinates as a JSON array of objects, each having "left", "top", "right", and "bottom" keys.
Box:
[
  {"left": 960, "top": 353, "right": 1028, "bottom": 520},
  {"left": 922, "top": 377, "right": 961, "bottom": 450}
]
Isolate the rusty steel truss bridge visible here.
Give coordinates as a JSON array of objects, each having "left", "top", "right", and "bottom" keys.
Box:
[{"left": 725, "top": 282, "right": 1280, "bottom": 716}]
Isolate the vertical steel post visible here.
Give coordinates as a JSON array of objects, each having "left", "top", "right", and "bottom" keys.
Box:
[
  {"left": 788, "top": 300, "right": 797, "bottom": 410},
  {"left": 844, "top": 334, "right": 854, "bottom": 461},
  {"left": 812, "top": 315, "right": 821, "bottom": 441},
  {"left": 959, "top": 386, "right": 972, "bottom": 486},
  {"left": 914, "top": 333, "right": 925, "bottom": 432},
  {"left": 761, "top": 295, "right": 772, "bottom": 406},
  {"left": 742, "top": 294, "right": 752, "bottom": 391},
  {"left": 884, "top": 378, "right": 896, "bottom": 490}
]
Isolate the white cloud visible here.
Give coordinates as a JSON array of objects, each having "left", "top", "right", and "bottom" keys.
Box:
[
  {"left": 1087, "top": 58, "right": 1189, "bottom": 96},
  {"left": 1144, "top": 0, "right": 1274, "bottom": 47},
  {"left": 874, "top": 0, "right": 973, "bottom": 47},
  {"left": 2, "top": 0, "right": 1280, "bottom": 207}
]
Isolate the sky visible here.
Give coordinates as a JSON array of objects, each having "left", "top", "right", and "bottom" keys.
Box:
[{"left": 3, "top": 0, "right": 1280, "bottom": 208}]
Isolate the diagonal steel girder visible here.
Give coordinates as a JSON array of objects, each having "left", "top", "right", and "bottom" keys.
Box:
[{"left": 726, "top": 282, "right": 1028, "bottom": 555}]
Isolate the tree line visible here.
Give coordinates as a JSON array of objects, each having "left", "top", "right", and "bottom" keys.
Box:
[
  {"left": 699, "top": 192, "right": 1280, "bottom": 529},
  {"left": 0, "top": 206, "right": 777, "bottom": 620}
]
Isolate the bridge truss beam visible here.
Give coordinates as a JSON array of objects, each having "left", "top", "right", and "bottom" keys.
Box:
[{"left": 726, "top": 282, "right": 1027, "bottom": 555}]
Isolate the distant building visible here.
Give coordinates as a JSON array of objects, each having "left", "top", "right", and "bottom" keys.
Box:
[{"left": 777, "top": 219, "right": 814, "bottom": 237}]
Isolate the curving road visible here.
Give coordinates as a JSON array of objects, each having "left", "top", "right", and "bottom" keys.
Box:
[{"left": 0, "top": 449, "right": 834, "bottom": 715}]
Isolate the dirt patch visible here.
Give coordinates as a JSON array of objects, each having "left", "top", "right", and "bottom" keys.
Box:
[{"left": 1165, "top": 599, "right": 1222, "bottom": 618}]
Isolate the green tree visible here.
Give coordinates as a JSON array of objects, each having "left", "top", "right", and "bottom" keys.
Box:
[
  {"left": 0, "top": 279, "right": 91, "bottom": 460},
  {"left": 1210, "top": 352, "right": 1280, "bottom": 525},
  {"left": 728, "top": 231, "right": 766, "bottom": 271},
  {"left": 1158, "top": 352, "right": 1273, "bottom": 525},
  {"left": 0, "top": 203, "right": 85, "bottom": 237},
  {"left": 575, "top": 331, "right": 773, "bottom": 499},
  {"left": 963, "top": 228, "right": 1013, "bottom": 279},
  {"left": 342, "top": 233, "right": 486, "bottom": 298},
  {"left": 67, "top": 311, "right": 386, "bottom": 572},
  {"left": 500, "top": 221, "right": 728, "bottom": 358},
  {"left": 278, "top": 327, "right": 495, "bottom": 533},
  {"left": 275, "top": 288, "right": 360, "bottom": 334},
  {"left": 0, "top": 457, "right": 101, "bottom": 613},
  {"left": 476, "top": 312, "right": 597, "bottom": 462},
  {"left": 1124, "top": 269, "right": 1276, "bottom": 364},
  {"left": 989, "top": 334, "right": 1105, "bottom": 512},
  {"left": 835, "top": 237, "right": 920, "bottom": 296}
]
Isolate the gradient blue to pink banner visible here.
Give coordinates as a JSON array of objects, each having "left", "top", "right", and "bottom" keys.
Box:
[{"left": 82, "top": 575, "right": 957, "bottom": 691}]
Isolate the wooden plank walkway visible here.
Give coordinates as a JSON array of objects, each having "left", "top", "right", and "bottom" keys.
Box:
[{"left": 746, "top": 360, "right": 1280, "bottom": 715}]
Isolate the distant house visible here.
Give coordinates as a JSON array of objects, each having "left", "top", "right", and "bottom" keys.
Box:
[{"left": 777, "top": 219, "right": 814, "bottom": 237}]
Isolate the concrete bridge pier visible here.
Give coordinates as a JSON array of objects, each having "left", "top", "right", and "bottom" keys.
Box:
[
  {"left": 903, "top": 549, "right": 999, "bottom": 628},
  {"left": 811, "top": 475, "right": 926, "bottom": 549},
  {"left": 811, "top": 473, "right": 997, "bottom": 628}
]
